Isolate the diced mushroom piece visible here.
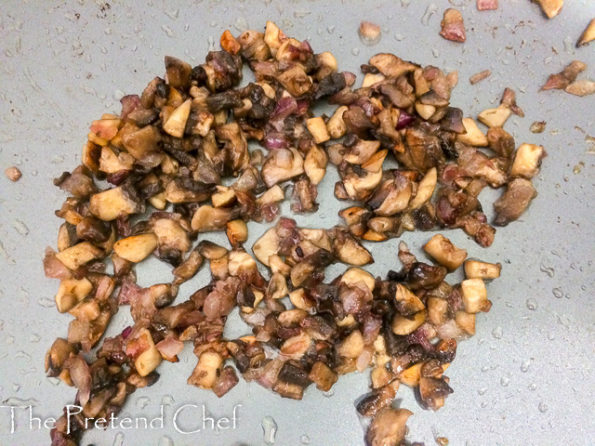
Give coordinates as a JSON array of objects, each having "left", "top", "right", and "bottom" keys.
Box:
[
  {"left": 304, "top": 145, "right": 328, "bottom": 185},
  {"left": 226, "top": 220, "right": 248, "bottom": 247},
  {"left": 163, "top": 99, "right": 192, "bottom": 138},
  {"left": 188, "top": 351, "right": 223, "bottom": 389},
  {"left": 577, "top": 18, "right": 595, "bottom": 46},
  {"left": 220, "top": 29, "right": 241, "bottom": 54},
  {"left": 306, "top": 117, "right": 331, "bottom": 144},
  {"left": 55, "top": 278, "right": 93, "bottom": 313},
  {"left": 334, "top": 236, "right": 373, "bottom": 266},
  {"left": 394, "top": 284, "right": 425, "bottom": 315},
  {"left": 342, "top": 156, "right": 386, "bottom": 200},
  {"left": 277, "top": 65, "right": 313, "bottom": 97},
  {"left": 280, "top": 332, "right": 312, "bottom": 359},
  {"left": 113, "top": 234, "right": 158, "bottom": 263},
  {"left": 464, "top": 259, "right": 501, "bottom": 279},
  {"left": 423, "top": 234, "right": 468, "bottom": 271},
  {"left": 365, "top": 408, "right": 412, "bottom": 446},
  {"left": 133, "top": 329, "right": 162, "bottom": 377},
  {"left": 98, "top": 146, "right": 134, "bottom": 174},
  {"left": 337, "top": 330, "right": 365, "bottom": 358},
  {"left": 427, "top": 297, "right": 449, "bottom": 326},
  {"left": 534, "top": 0, "right": 564, "bottom": 19},
  {"left": 409, "top": 167, "right": 437, "bottom": 210},
  {"left": 369, "top": 53, "right": 417, "bottom": 78},
  {"left": 344, "top": 140, "right": 381, "bottom": 165},
  {"left": 228, "top": 250, "right": 258, "bottom": 277},
  {"left": 122, "top": 125, "right": 161, "bottom": 163},
  {"left": 455, "top": 311, "right": 476, "bottom": 335},
  {"left": 289, "top": 288, "right": 314, "bottom": 310},
  {"left": 341, "top": 267, "right": 376, "bottom": 292},
  {"left": 89, "top": 187, "right": 141, "bottom": 221},
  {"left": 478, "top": 105, "right": 512, "bottom": 128},
  {"left": 191, "top": 205, "right": 232, "bottom": 232},
  {"left": 55, "top": 242, "right": 103, "bottom": 270},
  {"left": 362, "top": 73, "right": 385, "bottom": 88},
  {"left": 374, "top": 179, "right": 412, "bottom": 216},
  {"left": 541, "top": 60, "right": 586, "bottom": 90},
  {"left": 266, "top": 273, "right": 289, "bottom": 300},
  {"left": 493, "top": 178, "right": 537, "bottom": 226},
  {"left": 460, "top": 279, "right": 489, "bottom": 313},
  {"left": 565, "top": 79, "right": 595, "bottom": 97},
  {"left": 252, "top": 227, "right": 280, "bottom": 266},
  {"left": 359, "top": 21, "right": 382, "bottom": 45},
  {"left": 211, "top": 186, "right": 236, "bottom": 208},
  {"left": 477, "top": 0, "right": 498, "bottom": 11},
  {"left": 164, "top": 55, "right": 192, "bottom": 89},
  {"left": 308, "top": 361, "right": 338, "bottom": 391},
  {"left": 264, "top": 20, "right": 286, "bottom": 55},
  {"left": 197, "top": 241, "right": 228, "bottom": 260},
  {"left": 391, "top": 311, "right": 426, "bottom": 336},
  {"left": 510, "top": 143, "right": 545, "bottom": 178},
  {"left": 440, "top": 8, "right": 466, "bottom": 43},
  {"left": 261, "top": 148, "right": 304, "bottom": 187},
  {"left": 399, "top": 362, "right": 424, "bottom": 387},
  {"left": 458, "top": 117, "right": 488, "bottom": 146},
  {"left": 326, "top": 105, "right": 348, "bottom": 139},
  {"left": 415, "top": 103, "right": 436, "bottom": 120},
  {"left": 418, "top": 376, "right": 452, "bottom": 410},
  {"left": 153, "top": 218, "right": 190, "bottom": 255},
  {"left": 5, "top": 166, "right": 22, "bottom": 182}
]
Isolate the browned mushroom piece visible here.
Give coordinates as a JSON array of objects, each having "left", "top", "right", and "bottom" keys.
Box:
[{"left": 365, "top": 408, "right": 412, "bottom": 446}]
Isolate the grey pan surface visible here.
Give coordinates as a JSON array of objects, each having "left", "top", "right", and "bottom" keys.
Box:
[{"left": 0, "top": 0, "right": 594, "bottom": 445}]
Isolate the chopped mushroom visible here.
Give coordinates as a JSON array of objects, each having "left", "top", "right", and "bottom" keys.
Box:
[
  {"left": 359, "top": 21, "right": 382, "bottom": 45},
  {"left": 493, "top": 178, "right": 537, "bottom": 226},
  {"left": 469, "top": 69, "right": 491, "bottom": 84},
  {"left": 5, "top": 166, "right": 22, "bottom": 182},
  {"left": 440, "top": 9, "right": 466, "bottom": 43},
  {"left": 577, "top": 18, "right": 595, "bottom": 47},
  {"left": 423, "top": 234, "right": 467, "bottom": 271},
  {"left": 541, "top": 60, "right": 586, "bottom": 91},
  {"left": 477, "top": 0, "right": 498, "bottom": 11},
  {"left": 366, "top": 408, "right": 412, "bottom": 446},
  {"left": 534, "top": 0, "right": 564, "bottom": 19}
]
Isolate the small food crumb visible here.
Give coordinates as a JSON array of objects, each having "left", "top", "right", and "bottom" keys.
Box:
[
  {"left": 5, "top": 166, "right": 22, "bottom": 182},
  {"left": 440, "top": 8, "right": 466, "bottom": 43},
  {"left": 358, "top": 21, "right": 382, "bottom": 45},
  {"left": 540, "top": 60, "right": 587, "bottom": 91},
  {"left": 573, "top": 161, "right": 584, "bottom": 174},
  {"left": 576, "top": 18, "right": 595, "bottom": 47},
  {"left": 435, "top": 437, "right": 449, "bottom": 446},
  {"left": 469, "top": 69, "right": 491, "bottom": 85},
  {"left": 565, "top": 79, "right": 595, "bottom": 97},
  {"left": 477, "top": 0, "right": 498, "bottom": 11},
  {"left": 530, "top": 121, "right": 547, "bottom": 133}
]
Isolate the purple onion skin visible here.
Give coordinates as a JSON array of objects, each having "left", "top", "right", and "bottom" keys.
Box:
[{"left": 396, "top": 110, "right": 415, "bottom": 130}]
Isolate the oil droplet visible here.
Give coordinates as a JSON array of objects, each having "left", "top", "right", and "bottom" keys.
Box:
[
  {"left": 526, "top": 298, "right": 538, "bottom": 311},
  {"left": 38, "top": 297, "right": 54, "bottom": 308},
  {"left": 552, "top": 288, "right": 563, "bottom": 298},
  {"left": 491, "top": 326, "right": 503, "bottom": 339},
  {"left": 520, "top": 359, "right": 531, "bottom": 373},
  {"left": 500, "top": 376, "right": 510, "bottom": 387},
  {"left": 539, "top": 263, "right": 555, "bottom": 278},
  {"left": 262, "top": 416, "right": 277, "bottom": 445},
  {"left": 113, "top": 432, "right": 124, "bottom": 446},
  {"left": 300, "top": 434, "right": 311, "bottom": 444},
  {"left": 538, "top": 402, "right": 548, "bottom": 413}
]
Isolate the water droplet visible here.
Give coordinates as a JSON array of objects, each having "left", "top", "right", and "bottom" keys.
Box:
[
  {"left": 300, "top": 434, "right": 311, "bottom": 444},
  {"left": 234, "top": 17, "right": 249, "bottom": 33},
  {"left": 323, "top": 388, "right": 335, "bottom": 397},
  {"left": 528, "top": 383, "right": 537, "bottom": 391},
  {"left": 500, "top": 376, "right": 510, "bottom": 387},
  {"left": 526, "top": 298, "right": 538, "bottom": 311},
  {"left": 432, "top": 48, "right": 440, "bottom": 58},
  {"left": 12, "top": 383, "right": 20, "bottom": 392},
  {"left": 401, "top": 0, "right": 411, "bottom": 7},
  {"left": 477, "top": 387, "right": 487, "bottom": 396},
  {"left": 421, "top": 3, "right": 438, "bottom": 26},
  {"left": 30, "top": 333, "right": 40, "bottom": 343},
  {"left": 552, "top": 288, "right": 563, "bottom": 298},
  {"left": 520, "top": 359, "right": 531, "bottom": 373},
  {"left": 161, "top": 25, "right": 174, "bottom": 37},
  {"left": 113, "top": 432, "right": 124, "bottom": 446},
  {"left": 394, "top": 32, "right": 405, "bottom": 41},
  {"left": 491, "top": 326, "right": 503, "bottom": 339},
  {"left": 351, "top": 47, "right": 360, "bottom": 56},
  {"left": 262, "top": 416, "right": 277, "bottom": 445},
  {"left": 159, "top": 436, "right": 174, "bottom": 446},
  {"left": 538, "top": 402, "right": 548, "bottom": 413},
  {"left": 480, "top": 401, "right": 488, "bottom": 408},
  {"left": 481, "top": 366, "right": 490, "bottom": 373},
  {"left": 539, "top": 263, "right": 555, "bottom": 278},
  {"left": 6, "top": 336, "right": 15, "bottom": 345},
  {"left": 327, "top": 25, "right": 335, "bottom": 34},
  {"left": 13, "top": 220, "right": 29, "bottom": 236},
  {"left": 113, "top": 89, "right": 125, "bottom": 101},
  {"left": 38, "top": 297, "right": 54, "bottom": 308},
  {"left": 136, "top": 396, "right": 150, "bottom": 409},
  {"left": 547, "top": 332, "right": 555, "bottom": 341}
]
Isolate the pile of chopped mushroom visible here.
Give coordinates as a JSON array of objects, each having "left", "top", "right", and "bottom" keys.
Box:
[{"left": 44, "top": 21, "right": 544, "bottom": 446}]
